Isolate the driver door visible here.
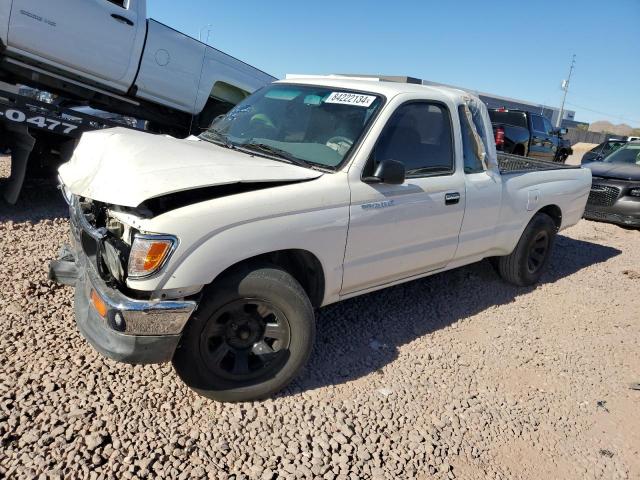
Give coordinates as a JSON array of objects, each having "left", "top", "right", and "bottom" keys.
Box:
[{"left": 342, "top": 101, "right": 465, "bottom": 294}]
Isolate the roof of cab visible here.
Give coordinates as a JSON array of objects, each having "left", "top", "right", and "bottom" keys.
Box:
[{"left": 277, "top": 75, "right": 471, "bottom": 104}]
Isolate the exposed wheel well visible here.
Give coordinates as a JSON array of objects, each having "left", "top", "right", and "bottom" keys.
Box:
[
  {"left": 537, "top": 205, "right": 562, "bottom": 230},
  {"left": 215, "top": 250, "right": 325, "bottom": 307}
]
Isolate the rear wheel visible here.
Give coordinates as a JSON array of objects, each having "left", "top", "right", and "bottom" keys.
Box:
[
  {"left": 172, "top": 265, "right": 315, "bottom": 402},
  {"left": 496, "top": 213, "right": 557, "bottom": 286}
]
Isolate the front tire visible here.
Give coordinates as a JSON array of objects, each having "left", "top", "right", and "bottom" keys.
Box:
[
  {"left": 173, "top": 265, "right": 315, "bottom": 402},
  {"left": 557, "top": 150, "right": 569, "bottom": 163},
  {"left": 496, "top": 213, "right": 557, "bottom": 286}
]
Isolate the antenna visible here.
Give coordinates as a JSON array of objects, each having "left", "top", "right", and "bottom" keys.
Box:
[{"left": 556, "top": 54, "right": 576, "bottom": 128}]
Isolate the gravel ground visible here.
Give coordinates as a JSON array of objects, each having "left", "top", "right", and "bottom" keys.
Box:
[
  {"left": 0, "top": 155, "right": 10, "bottom": 180},
  {"left": 1, "top": 171, "right": 639, "bottom": 480}
]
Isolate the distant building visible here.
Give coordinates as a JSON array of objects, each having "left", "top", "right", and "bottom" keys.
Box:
[
  {"left": 420, "top": 79, "right": 576, "bottom": 128},
  {"left": 341, "top": 75, "right": 579, "bottom": 128}
]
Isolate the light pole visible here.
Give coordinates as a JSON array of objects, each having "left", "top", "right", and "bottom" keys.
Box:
[
  {"left": 557, "top": 54, "right": 576, "bottom": 128},
  {"left": 199, "top": 24, "right": 213, "bottom": 44}
]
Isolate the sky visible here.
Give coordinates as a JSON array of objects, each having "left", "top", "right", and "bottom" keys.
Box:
[{"left": 148, "top": 0, "right": 640, "bottom": 127}]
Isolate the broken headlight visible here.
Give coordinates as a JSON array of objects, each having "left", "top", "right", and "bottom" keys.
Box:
[
  {"left": 102, "top": 237, "right": 129, "bottom": 283},
  {"left": 58, "top": 177, "right": 73, "bottom": 205}
]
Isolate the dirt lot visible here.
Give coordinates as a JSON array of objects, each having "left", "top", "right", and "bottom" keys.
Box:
[
  {"left": 1, "top": 173, "right": 639, "bottom": 480},
  {"left": 566, "top": 142, "right": 598, "bottom": 166}
]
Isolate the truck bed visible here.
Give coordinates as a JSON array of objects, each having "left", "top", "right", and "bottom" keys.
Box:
[{"left": 497, "top": 153, "right": 580, "bottom": 174}]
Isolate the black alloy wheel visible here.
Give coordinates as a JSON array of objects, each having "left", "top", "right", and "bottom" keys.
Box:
[
  {"left": 526, "top": 231, "right": 550, "bottom": 274},
  {"left": 494, "top": 212, "right": 557, "bottom": 287},
  {"left": 199, "top": 299, "right": 291, "bottom": 381},
  {"left": 172, "top": 265, "right": 315, "bottom": 402}
]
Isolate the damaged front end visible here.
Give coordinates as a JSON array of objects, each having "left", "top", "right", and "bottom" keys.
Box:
[
  {"left": 49, "top": 192, "right": 196, "bottom": 364},
  {"left": 71, "top": 195, "right": 132, "bottom": 285},
  {"left": 58, "top": 193, "right": 179, "bottom": 287}
]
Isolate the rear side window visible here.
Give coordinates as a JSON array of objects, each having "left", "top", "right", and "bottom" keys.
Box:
[
  {"left": 371, "top": 102, "right": 453, "bottom": 177},
  {"left": 458, "top": 106, "right": 484, "bottom": 174}
]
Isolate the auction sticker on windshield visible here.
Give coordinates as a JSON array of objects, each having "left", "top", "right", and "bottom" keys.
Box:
[{"left": 324, "top": 92, "right": 376, "bottom": 107}]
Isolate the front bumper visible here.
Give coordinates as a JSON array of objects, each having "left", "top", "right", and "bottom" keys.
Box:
[
  {"left": 584, "top": 208, "right": 640, "bottom": 227},
  {"left": 50, "top": 246, "right": 197, "bottom": 364},
  {"left": 584, "top": 179, "right": 640, "bottom": 228}
]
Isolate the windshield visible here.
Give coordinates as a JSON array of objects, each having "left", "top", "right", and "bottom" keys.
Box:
[
  {"left": 603, "top": 144, "right": 640, "bottom": 165},
  {"left": 200, "top": 84, "right": 383, "bottom": 169}
]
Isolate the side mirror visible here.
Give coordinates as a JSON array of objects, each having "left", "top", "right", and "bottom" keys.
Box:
[
  {"left": 364, "top": 159, "right": 405, "bottom": 185},
  {"left": 559, "top": 128, "right": 568, "bottom": 135}
]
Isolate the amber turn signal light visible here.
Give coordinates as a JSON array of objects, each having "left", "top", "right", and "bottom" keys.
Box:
[
  {"left": 90, "top": 289, "right": 108, "bottom": 318},
  {"left": 128, "top": 236, "right": 176, "bottom": 278}
]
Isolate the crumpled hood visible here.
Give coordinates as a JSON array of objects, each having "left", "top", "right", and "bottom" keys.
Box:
[
  {"left": 586, "top": 162, "right": 640, "bottom": 181},
  {"left": 58, "top": 127, "right": 323, "bottom": 207}
]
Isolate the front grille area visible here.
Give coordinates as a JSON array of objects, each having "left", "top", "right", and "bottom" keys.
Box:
[
  {"left": 584, "top": 209, "right": 640, "bottom": 226},
  {"left": 584, "top": 209, "right": 608, "bottom": 219},
  {"left": 587, "top": 185, "right": 620, "bottom": 207}
]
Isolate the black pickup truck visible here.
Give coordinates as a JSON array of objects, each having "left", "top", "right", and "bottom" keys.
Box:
[{"left": 489, "top": 108, "right": 572, "bottom": 162}]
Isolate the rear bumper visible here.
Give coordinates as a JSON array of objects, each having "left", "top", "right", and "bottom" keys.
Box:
[{"left": 49, "top": 245, "right": 197, "bottom": 364}]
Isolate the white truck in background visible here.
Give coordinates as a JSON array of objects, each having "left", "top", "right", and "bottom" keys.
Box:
[
  {"left": 50, "top": 76, "right": 592, "bottom": 402},
  {"left": 0, "top": 0, "right": 275, "bottom": 129},
  {"left": 0, "top": 0, "right": 275, "bottom": 202}
]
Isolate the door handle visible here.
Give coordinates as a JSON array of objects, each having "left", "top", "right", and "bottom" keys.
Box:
[
  {"left": 111, "top": 13, "right": 134, "bottom": 26},
  {"left": 445, "top": 192, "right": 460, "bottom": 205}
]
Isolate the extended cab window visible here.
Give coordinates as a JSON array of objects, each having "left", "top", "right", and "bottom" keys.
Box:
[
  {"left": 458, "top": 106, "right": 484, "bottom": 174},
  {"left": 107, "top": 0, "right": 127, "bottom": 7},
  {"left": 371, "top": 102, "right": 453, "bottom": 177}
]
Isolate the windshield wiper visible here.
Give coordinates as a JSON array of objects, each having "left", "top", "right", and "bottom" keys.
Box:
[
  {"left": 199, "top": 129, "right": 234, "bottom": 149},
  {"left": 238, "top": 142, "right": 313, "bottom": 169}
]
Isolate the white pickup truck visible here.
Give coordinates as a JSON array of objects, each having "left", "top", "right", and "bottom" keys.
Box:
[
  {"left": 50, "top": 76, "right": 592, "bottom": 402},
  {"left": 0, "top": 0, "right": 275, "bottom": 130}
]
